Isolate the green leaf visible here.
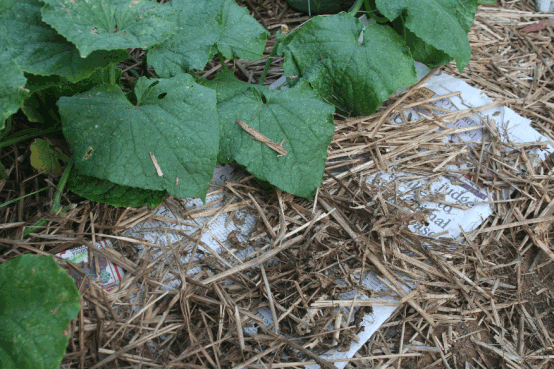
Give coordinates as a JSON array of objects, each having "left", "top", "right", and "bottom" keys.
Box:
[
  {"left": 402, "top": 27, "right": 452, "bottom": 68},
  {"left": 0, "top": 62, "right": 29, "bottom": 130},
  {"left": 0, "top": 254, "right": 81, "bottom": 369},
  {"left": 30, "top": 138, "right": 70, "bottom": 176},
  {"left": 282, "top": 13, "right": 417, "bottom": 116},
  {"left": 40, "top": 0, "right": 179, "bottom": 58},
  {"left": 147, "top": 0, "right": 268, "bottom": 77},
  {"left": 69, "top": 170, "right": 166, "bottom": 208},
  {"left": 201, "top": 71, "right": 335, "bottom": 199},
  {"left": 375, "top": 0, "right": 479, "bottom": 71},
  {"left": 58, "top": 73, "right": 219, "bottom": 200},
  {"left": 23, "top": 67, "right": 123, "bottom": 124},
  {"left": 0, "top": 0, "right": 127, "bottom": 82}
]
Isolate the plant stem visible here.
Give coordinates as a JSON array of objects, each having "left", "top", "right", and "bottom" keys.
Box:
[
  {"left": 0, "top": 187, "right": 51, "bottom": 209},
  {"left": 365, "top": 0, "right": 389, "bottom": 23},
  {"left": 34, "top": 91, "right": 62, "bottom": 124},
  {"left": 0, "top": 127, "right": 60, "bottom": 149},
  {"left": 258, "top": 46, "right": 278, "bottom": 86},
  {"left": 23, "top": 155, "right": 74, "bottom": 238},
  {"left": 51, "top": 155, "right": 74, "bottom": 214},
  {"left": 1, "top": 117, "right": 13, "bottom": 140},
  {"left": 109, "top": 63, "right": 117, "bottom": 85},
  {"left": 348, "top": 0, "right": 365, "bottom": 16},
  {"left": 218, "top": 52, "right": 229, "bottom": 71}
]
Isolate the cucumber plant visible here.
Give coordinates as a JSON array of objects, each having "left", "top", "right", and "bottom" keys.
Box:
[{"left": 1, "top": 0, "right": 481, "bottom": 207}]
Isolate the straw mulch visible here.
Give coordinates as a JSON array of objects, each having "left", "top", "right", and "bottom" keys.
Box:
[{"left": 1, "top": 0, "right": 554, "bottom": 368}]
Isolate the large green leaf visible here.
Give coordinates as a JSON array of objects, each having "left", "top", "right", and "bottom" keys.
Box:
[
  {"left": 1, "top": 62, "right": 28, "bottom": 130},
  {"left": 58, "top": 73, "right": 219, "bottom": 200},
  {"left": 69, "top": 170, "right": 166, "bottom": 208},
  {"left": 40, "top": 0, "right": 179, "bottom": 58},
  {"left": 201, "top": 71, "right": 335, "bottom": 199},
  {"left": 0, "top": 0, "right": 127, "bottom": 82},
  {"left": 375, "top": 0, "right": 478, "bottom": 71},
  {"left": 282, "top": 13, "right": 417, "bottom": 116},
  {"left": 0, "top": 254, "right": 81, "bottom": 369},
  {"left": 147, "top": 0, "right": 268, "bottom": 77}
]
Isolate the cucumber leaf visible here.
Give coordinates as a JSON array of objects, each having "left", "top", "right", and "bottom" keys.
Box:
[
  {"left": 201, "top": 71, "right": 334, "bottom": 199},
  {"left": 23, "top": 67, "right": 123, "bottom": 124},
  {"left": 0, "top": 0, "right": 127, "bottom": 82},
  {"left": 1, "top": 62, "right": 29, "bottom": 130},
  {"left": 69, "top": 171, "right": 166, "bottom": 208},
  {"left": 58, "top": 73, "right": 219, "bottom": 200},
  {"left": 0, "top": 254, "right": 80, "bottom": 369},
  {"left": 147, "top": 0, "right": 268, "bottom": 77},
  {"left": 402, "top": 27, "right": 452, "bottom": 68},
  {"left": 282, "top": 13, "right": 417, "bottom": 116},
  {"left": 375, "top": 0, "right": 478, "bottom": 71},
  {"left": 40, "top": 0, "right": 179, "bottom": 58},
  {"left": 30, "top": 138, "right": 70, "bottom": 176}
]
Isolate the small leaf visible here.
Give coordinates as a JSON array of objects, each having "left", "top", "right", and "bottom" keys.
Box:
[
  {"left": 201, "top": 71, "right": 335, "bottom": 199},
  {"left": 58, "top": 73, "right": 219, "bottom": 200},
  {"left": 375, "top": 0, "right": 479, "bottom": 71},
  {"left": 0, "top": 254, "right": 81, "bottom": 369},
  {"left": 147, "top": 0, "right": 268, "bottom": 77},
  {"left": 69, "top": 170, "right": 166, "bottom": 208},
  {"left": 0, "top": 0, "right": 127, "bottom": 82},
  {"left": 0, "top": 62, "right": 28, "bottom": 130},
  {"left": 40, "top": 0, "right": 179, "bottom": 58},
  {"left": 30, "top": 138, "right": 70, "bottom": 176},
  {"left": 282, "top": 13, "right": 418, "bottom": 116}
]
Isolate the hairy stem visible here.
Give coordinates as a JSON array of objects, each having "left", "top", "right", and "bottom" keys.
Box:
[
  {"left": 218, "top": 52, "right": 229, "bottom": 71},
  {"left": 23, "top": 155, "right": 74, "bottom": 237},
  {"left": 258, "top": 46, "right": 278, "bottom": 86},
  {"left": 365, "top": 0, "right": 389, "bottom": 23},
  {"left": 51, "top": 155, "right": 74, "bottom": 214},
  {"left": 348, "top": 0, "right": 365, "bottom": 16},
  {"left": 1, "top": 117, "right": 13, "bottom": 140},
  {"left": 109, "top": 63, "right": 117, "bottom": 85}
]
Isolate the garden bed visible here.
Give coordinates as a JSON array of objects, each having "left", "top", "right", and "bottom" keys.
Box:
[{"left": 1, "top": 0, "right": 554, "bottom": 368}]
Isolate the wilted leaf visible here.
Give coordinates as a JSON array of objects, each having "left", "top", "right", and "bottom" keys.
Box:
[{"left": 30, "top": 138, "right": 70, "bottom": 176}]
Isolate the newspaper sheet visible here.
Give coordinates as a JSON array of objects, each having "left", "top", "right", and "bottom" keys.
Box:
[
  {"left": 121, "top": 65, "right": 552, "bottom": 367},
  {"left": 310, "top": 65, "right": 553, "bottom": 367},
  {"left": 57, "top": 239, "right": 124, "bottom": 291}
]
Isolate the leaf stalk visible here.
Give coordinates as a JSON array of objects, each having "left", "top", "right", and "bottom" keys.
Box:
[
  {"left": 348, "top": 0, "right": 365, "bottom": 16},
  {"left": 218, "top": 52, "right": 229, "bottom": 71},
  {"left": 258, "top": 46, "right": 278, "bottom": 86}
]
